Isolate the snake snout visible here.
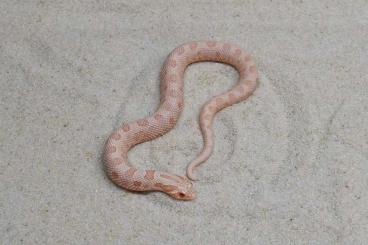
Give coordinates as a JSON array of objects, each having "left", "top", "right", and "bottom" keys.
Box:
[
  {"left": 171, "top": 177, "right": 196, "bottom": 200},
  {"left": 173, "top": 188, "right": 196, "bottom": 200}
]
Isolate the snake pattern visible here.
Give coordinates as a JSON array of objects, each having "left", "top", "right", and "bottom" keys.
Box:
[{"left": 103, "top": 41, "right": 258, "bottom": 200}]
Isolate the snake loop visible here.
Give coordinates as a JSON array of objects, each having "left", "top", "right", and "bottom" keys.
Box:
[{"left": 104, "top": 41, "right": 258, "bottom": 200}]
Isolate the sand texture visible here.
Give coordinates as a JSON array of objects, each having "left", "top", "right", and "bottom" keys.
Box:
[{"left": 1, "top": 1, "right": 367, "bottom": 244}]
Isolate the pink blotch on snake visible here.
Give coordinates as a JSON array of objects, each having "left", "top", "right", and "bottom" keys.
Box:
[{"left": 103, "top": 41, "right": 258, "bottom": 200}]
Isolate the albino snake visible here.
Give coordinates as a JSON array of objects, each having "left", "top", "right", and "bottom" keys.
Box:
[{"left": 103, "top": 41, "right": 258, "bottom": 200}]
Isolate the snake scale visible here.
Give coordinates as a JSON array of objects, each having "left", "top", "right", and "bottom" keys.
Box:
[{"left": 103, "top": 41, "right": 258, "bottom": 200}]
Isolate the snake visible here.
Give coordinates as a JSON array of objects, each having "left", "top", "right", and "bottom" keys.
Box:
[{"left": 103, "top": 41, "right": 258, "bottom": 200}]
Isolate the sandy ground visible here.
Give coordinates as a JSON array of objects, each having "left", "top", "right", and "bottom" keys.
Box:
[{"left": 1, "top": 1, "right": 367, "bottom": 244}]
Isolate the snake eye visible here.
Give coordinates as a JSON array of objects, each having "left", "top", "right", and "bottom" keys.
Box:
[{"left": 178, "top": 192, "right": 185, "bottom": 198}]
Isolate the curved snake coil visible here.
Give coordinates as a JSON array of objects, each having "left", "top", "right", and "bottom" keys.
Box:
[{"left": 103, "top": 41, "right": 258, "bottom": 200}]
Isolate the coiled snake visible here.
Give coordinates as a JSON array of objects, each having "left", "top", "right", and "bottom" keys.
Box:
[{"left": 103, "top": 41, "right": 258, "bottom": 200}]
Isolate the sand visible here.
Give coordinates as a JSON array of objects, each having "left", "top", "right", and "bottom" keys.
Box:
[{"left": 1, "top": 0, "right": 367, "bottom": 244}]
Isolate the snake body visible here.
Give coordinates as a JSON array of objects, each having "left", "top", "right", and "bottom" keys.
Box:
[{"left": 104, "top": 41, "right": 258, "bottom": 200}]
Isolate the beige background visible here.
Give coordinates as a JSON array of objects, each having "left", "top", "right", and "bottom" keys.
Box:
[{"left": 1, "top": 0, "right": 367, "bottom": 244}]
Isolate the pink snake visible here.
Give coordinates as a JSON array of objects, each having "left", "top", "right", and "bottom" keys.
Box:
[{"left": 103, "top": 41, "right": 258, "bottom": 200}]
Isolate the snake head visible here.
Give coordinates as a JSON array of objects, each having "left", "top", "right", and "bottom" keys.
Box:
[
  {"left": 156, "top": 174, "right": 196, "bottom": 200},
  {"left": 171, "top": 179, "right": 196, "bottom": 200}
]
